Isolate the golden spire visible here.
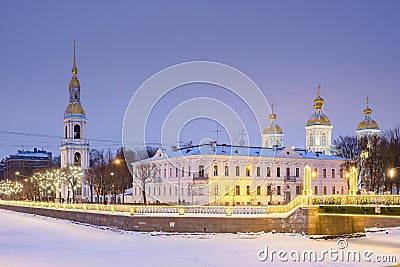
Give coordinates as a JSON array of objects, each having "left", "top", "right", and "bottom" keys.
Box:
[
  {"left": 269, "top": 102, "right": 277, "bottom": 120},
  {"left": 72, "top": 39, "right": 78, "bottom": 75},
  {"left": 317, "top": 84, "right": 321, "bottom": 97}
]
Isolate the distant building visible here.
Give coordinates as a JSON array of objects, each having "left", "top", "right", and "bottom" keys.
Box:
[{"left": 3, "top": 148, "right": 52, "bottom": 182}]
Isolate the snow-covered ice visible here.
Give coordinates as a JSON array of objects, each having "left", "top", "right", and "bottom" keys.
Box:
[{"left": 0, "top": 209, "right": 399, "bottom": 267}]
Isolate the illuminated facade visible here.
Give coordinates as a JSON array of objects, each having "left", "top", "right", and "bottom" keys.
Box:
[{"left": 127, "top": 143, "right": 348, "bottom": 205}]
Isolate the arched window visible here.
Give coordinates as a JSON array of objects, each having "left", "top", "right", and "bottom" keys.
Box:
[
  {"left": 308, "top": 133, "right": 314, "bottom": 146},
  {"left": 74, "top": 124, "right": 81, "bottom": 139},
  {"left": 74, "top": 152, "right": 81, "bottom": 166},
  {"left": 65, "top": 125, "right": 68, "bottom": 139},
  {"left": 322, "top": 133, "right": 327, "bottom": 146},
  {"left": 276, "top": 139, "right": 280, "bottom": 146}
]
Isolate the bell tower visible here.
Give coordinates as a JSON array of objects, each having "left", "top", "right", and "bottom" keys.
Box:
[{"left": 60, "top": 40, "right": 90, "bottom": 201}]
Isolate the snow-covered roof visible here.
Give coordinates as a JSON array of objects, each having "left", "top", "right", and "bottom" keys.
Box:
[
  {"left": 138, "top": 143, "right": 346, "bottom": 163},
  {"left": 7, "top": 150, "right": 50, "bottom": 160}
]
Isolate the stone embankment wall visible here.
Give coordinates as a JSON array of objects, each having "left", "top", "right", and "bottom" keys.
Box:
[{"left": 1, "top": 204, "right": 399, "bottom": 235}]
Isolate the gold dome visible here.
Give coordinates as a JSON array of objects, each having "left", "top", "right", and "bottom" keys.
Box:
[
  {"left": 357, "top": 119, "right": 379, "bottom": 130},
  {"left": 307, "top": 114, "right": 331, "bottom": 126},
  {"left": 313, "top": 96, "right": 324, "bottom": 110},
  {"left": 65, "top": 102, "right": 85, "bottom": 115},
  {"left": 269, "top": 113, "right": 277, "bottom": 120},
  {"left": 69, "top": 76, "right": 80, "bottom": 88},
  {"left": 263, "top": 125, "right": 283, "bottom": 134}
]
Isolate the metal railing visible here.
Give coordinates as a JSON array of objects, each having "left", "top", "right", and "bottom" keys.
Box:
[
  {"left": 193, "top": 174, "right": 209, "bottom": 180},
  {"left": 284, "top": 176, "right": 298, "bottom": 182},
  {"left": 1, "top": 194, "right": 400, "bottom": 217}
]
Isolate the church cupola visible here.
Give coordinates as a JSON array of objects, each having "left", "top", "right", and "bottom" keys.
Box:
[
  {"left": 262, "top": 103, "right": 284, "bottom": 148},
  {"left": 356, "top": 97, "right": 380, "bottom": 138},
  {"left": 305, "top": 85, "right": 333, "bottom": 155}
]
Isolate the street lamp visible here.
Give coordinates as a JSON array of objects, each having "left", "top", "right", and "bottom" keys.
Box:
[{"left": 387, "top": 167, "right": 400, "bottom": 194}]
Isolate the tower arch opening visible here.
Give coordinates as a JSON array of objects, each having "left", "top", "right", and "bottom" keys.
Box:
[
  {"left": 74, "top": 152, "right": 81, "bottom": 166},
  {"left": 74, "top": 124, "right": 81, "bottom": 139}
]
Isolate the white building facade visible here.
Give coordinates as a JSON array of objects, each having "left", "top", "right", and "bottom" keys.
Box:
[{"left": 127, "top": 143, "right": 348, "bottom": 206}]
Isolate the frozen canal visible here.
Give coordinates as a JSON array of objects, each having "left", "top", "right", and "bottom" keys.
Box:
[{"left": 0, "top": 209, "right": 399, "bottom": 266}]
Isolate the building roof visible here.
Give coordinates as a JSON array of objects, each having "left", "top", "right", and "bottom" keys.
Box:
[
  {"left": 139, "top": 143, "right": 346, "bottom": 163},
  {"left": 7, "top": 149, "right": 51, "bottom": 161}
]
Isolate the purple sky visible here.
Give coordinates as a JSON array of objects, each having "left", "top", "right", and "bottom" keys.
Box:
[{"left": 1, "top": 1, "right": 399, "bottom": 158}]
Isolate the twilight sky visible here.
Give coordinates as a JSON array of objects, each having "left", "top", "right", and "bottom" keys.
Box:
[{"left": 1, "top": 0, "right": 399, "bottom": 158}]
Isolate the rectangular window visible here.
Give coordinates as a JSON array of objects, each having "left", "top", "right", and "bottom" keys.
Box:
[
  {"left": 164, "top": 168, "right": 167, "bottom": 178},
  {"left": 246, "top": 185, "right": 250, "bottom": 195},
  {"left": 213, "top": 165, "right": 218, "bottom": 176},
  {"left": 296, "top": 185, "right": 300, "bottom": 195},
  {"left": 199, "top": 187, "right": 204, "bottom": 195},
  {"left": 182, "top": 167, "right": 184, "bottom": 177},
  {"left": 213, "top": 185, "right": 218, "bottom": 196},
  {"left": 175, "top": 167, "right": 178, "bottom": 177},
  {"left": 188, "top": 165, "right": 191, "bottom": 177},
  {"left": 295, "top": 168, "right": 299, "bottom": 178},
  {"left": 235, "top": 166, "right": 240, "bottom": 176},
  {"left": 340, "top": 168, "right": 343, "bottom": 178},
  {"left": 169, "top": 168, "right": 172, "bottom": 177},
  {"left": 313, "top": 168, "right": 318, "bottom": 178},
  {"left": 225, "top": 185, "right": 229, "bottom": 195},
  {"left": 169, "top": 186, "right": 172, "bottom": 195},
  {"left": 341, "top": 186, "right": 344, "bottom": 195},
  {"left": 277, "top": 167, "right": 281, "bottom": 177},
  {"left": 332, "top": 186, "right": 336, "bottom": 195},
  {"left": 224, "top": 165, "right": 229, "bottom": 176},
  {"left": 198, "top": 165, "right": 205, "bottom": 177},
  {"left": 267, "top": 185, "right": 272, "bottom": 195},
  {"left": 257, "top": 186, "right": 261, "bottom": 195},
  {"left": 286, "top": 167, "right": 290, "bottom": 177},
  {"left": 323, "top": 186, "right": 327, "bottom": 195},
  {"left": 277, "top": 186, "right": 281, "bottom": 195},
  {"left": 314, "top": 186, "right": 318, "bottom": 195},
  {"left": 246, "top": 166, "right": 251, "bottom": 176},
  {"left": 331, "top": 169, "right": 335, "bottom": 178},
  {"left": 235, "top": 185, "right": 240, "bottom": 195},
  {"left": 323, "top": 169, "right": 327, "bottom": 178},
  {"left": 256, "top": 166, "right": 261, "bottom": 177},
  {"left": 267, "top": 167, "right": 271, "bottom": 177}
]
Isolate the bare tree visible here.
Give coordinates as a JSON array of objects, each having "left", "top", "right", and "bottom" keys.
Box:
[{"left": 133, "top": 161, "right": 159, "bottom": 205}]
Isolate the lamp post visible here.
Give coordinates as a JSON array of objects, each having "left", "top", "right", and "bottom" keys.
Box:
[
  {"left": 113, "top": 157, "right": 125, "bottom": 204},
  {"left": 15, "top": 171, "right": 29, "bottom": 200},
  {"left": 388, "top": 167, "right": 400, "bottom": 194},
  {"left": 110, "top": 172, "right": 114, "bottom": 204}
]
